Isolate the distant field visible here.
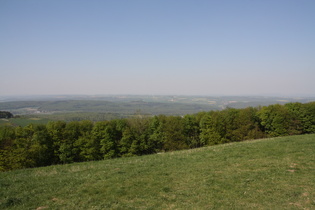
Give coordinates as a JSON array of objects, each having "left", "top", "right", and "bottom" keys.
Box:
[
  {"left": 0, "top": 100, "right": 218, "bottom": 117},
  {"left": 0, "top": 113, "right": 130, "bottom": 126},
  {"left": 1, "top": 95, "right": 314, "bottom": 124},
  {"left": 0, "top": 118, "right": 50, "bottom": 127},
  {"left": 1, "top": 134, "right": 314, "bottom": 209},
  {"left": 1, "top": 95, "right": 313, "bottom": 116}
]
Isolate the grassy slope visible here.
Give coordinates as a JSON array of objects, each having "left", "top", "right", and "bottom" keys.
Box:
[{"left": 1, "top": 135, "right": 315, "bottom": 209}]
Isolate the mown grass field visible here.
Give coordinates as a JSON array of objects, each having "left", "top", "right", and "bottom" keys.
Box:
[{"left": 1, "top": 134, "right": 315, "bottom": 209}]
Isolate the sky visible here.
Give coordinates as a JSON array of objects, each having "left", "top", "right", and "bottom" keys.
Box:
[{"left": 1, "top": 0, "right": 315, "bottom": 96}]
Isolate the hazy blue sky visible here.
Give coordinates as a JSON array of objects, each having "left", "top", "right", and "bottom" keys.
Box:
[{"left": 1, "top": 0, "right": 315, "bottom": 96}]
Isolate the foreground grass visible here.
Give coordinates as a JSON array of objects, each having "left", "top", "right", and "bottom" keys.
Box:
[{"left": 1, "top": 135, "right": 315, "bottom": 209}]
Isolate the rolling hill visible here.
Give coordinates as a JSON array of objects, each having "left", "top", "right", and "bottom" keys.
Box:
[{"left": 1, "top": 134, "right": 314, "bottom": 209}]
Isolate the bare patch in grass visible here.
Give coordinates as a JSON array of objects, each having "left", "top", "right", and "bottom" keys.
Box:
[
  {"left": 289, "top": 202, "right": 303, "bottom": 208},
  {"left": 51, "top": 198, "right": 59, "bottom": 202},
  {"left": 302, "top": 192, "right": 309, "bottom": 197},
  {"left": 51, "top": 197, "right": 65, "bottom": 203},
  {"left": 36, "top": 206, "right": 48, "bottom": 210},
  {"left": 287, "top": 163, "right": 298, "bottom": 173},
  {"left": 34, "top": 168, "right": 58, "bottom": 176}
]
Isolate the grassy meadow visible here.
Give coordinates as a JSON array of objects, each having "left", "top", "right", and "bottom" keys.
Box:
[{"left": 1, "top": 134, "right": 315, "bottom": 209}]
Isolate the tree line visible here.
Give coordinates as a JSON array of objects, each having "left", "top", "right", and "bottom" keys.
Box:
[
  {"left": 0, "top": 111, "right": 13, "bottom": 119},
  {"left": 1, "top": 102, "right": 314, "bottom": 171}
]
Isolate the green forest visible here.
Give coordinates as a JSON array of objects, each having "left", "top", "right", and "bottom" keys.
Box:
[{"left": 1, "top": 102, "right": 315, "bottom": 171}]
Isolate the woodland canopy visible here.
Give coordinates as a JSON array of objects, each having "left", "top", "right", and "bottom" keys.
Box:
[{"left": 1, "top": 102, "right": 314, "bottom": 171}]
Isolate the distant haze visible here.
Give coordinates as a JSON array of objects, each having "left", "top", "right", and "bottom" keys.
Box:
[{"left": 1, "top": 0, "right": 315, "bottom": 96}]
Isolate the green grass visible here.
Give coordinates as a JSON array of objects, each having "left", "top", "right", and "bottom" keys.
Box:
[{"left": 1, "top": 135, "right": 315, "bottom": 209}]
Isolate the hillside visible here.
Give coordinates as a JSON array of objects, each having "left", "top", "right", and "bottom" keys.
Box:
[{"left": 1, "top": 134, "right": 314, "bottom": 209}]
